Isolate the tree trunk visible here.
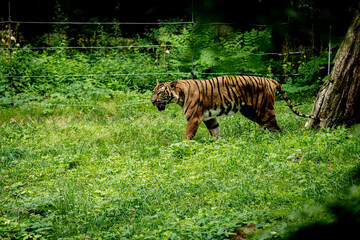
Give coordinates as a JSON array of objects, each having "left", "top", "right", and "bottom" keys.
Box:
[{"left": 305, "top": 4, "right": 360, "bottom": 129}]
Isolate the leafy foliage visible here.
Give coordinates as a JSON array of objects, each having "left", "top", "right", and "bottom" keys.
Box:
[
  {"left": 1, "top": 22, "right": 333, "bottom": 103},
  {"left": 143, "top": 23, "right": 273, "bottom": 78},
  {"left": 280, "top": 186, "right": 360, "bottom": 240}
]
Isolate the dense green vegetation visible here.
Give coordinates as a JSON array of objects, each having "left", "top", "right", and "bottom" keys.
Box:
[
  {"left": 1, "top": 23, "right": 332, "bottom": 104},
  {"left": 1, "top": 7, "right": 359, "bottom": 238},
  {"left": 1, "top": 92, "right": 360, "bottom": 239}
]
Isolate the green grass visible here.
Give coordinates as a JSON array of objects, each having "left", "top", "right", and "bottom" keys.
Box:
[{"left": 1, "top": 91, "right": 360, "bottom": 239}]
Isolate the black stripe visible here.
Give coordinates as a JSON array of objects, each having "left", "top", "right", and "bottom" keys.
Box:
[
  {"left": 228, "top": 79, "right": 239, "bottom": 106},
  {"left": 216, "top": 77, "right": 223, "bottom": 104},
  {"left": 183, "top": 83, "right": 192, "bottom": 115},
  {"left": 262, "top": 114, "right": 276, "bottom": 124},
  {"left": 232, "top": 104, "right": 239, "bottom": 113},
  {"left": 251, "top": 76, "right": 260, "bottom": 108},
  {"left": 222, "top": 79, "right": 232, "bottom": 114},
  {"left": 234, "top": 76, "right": 246, "bottom": 104},
  {"left": 248, "top": 76, "right": 256, "bottom": 104},
  {"left": 183, "top": 81, "right": 192, "bottom": 106},
  {"left": 225, "top": 103, "right": 232, "bottom": 115},
  {"left": 184, "top": 104, "right": 190, "bottom": 115},
  {"left": 193, "top": 79, "right": 200, "bottom": 93},
  {"left": 238, "top": 76, "right": 249, "bottom": 104},
  {"left": 218, "top": 104, "right": 225, "bottom": 116},
  {"left": 178, "top": 88, "right": 185, "bottom": 106},
  {"left": 242, "top": 76, "right": 253, "bottom": 103},
  {"left": 264, "top": 79, "right": 275, "bottom": 105},
  {"left": 186, "top": 104, "right": 197, "bottom": 120},
  {"left": 215, "top": 78, "right": 224, "bottom": 116},
  {"left": 222, "top": 77, "right": 233, "bottom": 111},
  {"left": 258, "top": 78, "right": 268, "bottom": 113},
  {"left": 193, "top": 80, "right": 201, "bottom": 98},
  {"left": 167, "top": 94, "right": 174, "bottom": 104},
  {"left": 193, "top": 80, "right": 202, "bottom": 114},
  {"left": 208, "top": 78, "right": 214, "bottom": 109},
  {"left": 224, "top": 77, "right": 234, "bottom": 102},
  {"left": 204, "top": 79, "right": 208, "bottom": 101},
  {"left": 202, "top": 80, "right": 210, "bottom": 112}
]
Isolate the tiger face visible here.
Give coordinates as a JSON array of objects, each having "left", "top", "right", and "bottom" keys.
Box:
[{"left": 151, "top": 80, "right": 178, "bottom": 111}]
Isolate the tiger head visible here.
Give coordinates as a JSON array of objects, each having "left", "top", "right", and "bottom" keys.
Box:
[{"left": 151, "top": 80, "right": 178, "bottom": 111}]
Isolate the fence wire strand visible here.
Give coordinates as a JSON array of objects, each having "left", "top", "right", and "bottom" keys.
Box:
[
  {"left": 0, "top": 101, "right": 150, "bottom": 108},
  {"left": 1, "top": 13, "right": 323, "bottom": 107},
  {"left": 0, "top": 45, "right": 186, "bottom": 51},
  {"left": 0, "top": 72, "right": 192, "bottom": 79},
  {"left": 2, "top": 20, "right": 195, "bottom": 25}
]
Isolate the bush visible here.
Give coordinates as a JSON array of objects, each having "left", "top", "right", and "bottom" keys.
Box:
[{"left": 0, "top": 22, "right": 334, "bottom": 102}]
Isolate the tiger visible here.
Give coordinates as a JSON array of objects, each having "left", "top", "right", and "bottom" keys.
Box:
[{"left": 151, "top": 75, "right": 318, "bottom": 140}]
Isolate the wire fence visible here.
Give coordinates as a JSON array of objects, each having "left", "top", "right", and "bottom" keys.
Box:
[{"left": 0, "top": 2, "right": 332, "bottom": 108}]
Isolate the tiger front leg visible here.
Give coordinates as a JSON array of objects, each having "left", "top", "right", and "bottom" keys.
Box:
[
  {"left": 203, "top": 118, "right": 221, "bottom": 138},
  {"left": 184, "top": 117, "right": 202, "bottom": 140}
]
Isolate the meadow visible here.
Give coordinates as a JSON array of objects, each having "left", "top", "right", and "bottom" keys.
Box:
[{"left": 1, "top": 91, "right": 360, "bottom": 239}]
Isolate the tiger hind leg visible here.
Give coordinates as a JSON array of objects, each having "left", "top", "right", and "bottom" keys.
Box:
[
  {"left": 204, "top": 118, "right": 221, "bottom": 138},
  {"left": 260, "top": 110, "right": 281, "bottom": 132},
  {"left": 240, "top": 105, "right": 281, "bottom": 132}
]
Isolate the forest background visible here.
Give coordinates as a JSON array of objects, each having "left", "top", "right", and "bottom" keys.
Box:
[{"left": 1, "top": 0, "right": 359, "bottom": 102}]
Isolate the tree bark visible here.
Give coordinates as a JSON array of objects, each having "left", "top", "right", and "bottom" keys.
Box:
[{"left": 305, "top": 4, "right": 360, "bottom": 129}]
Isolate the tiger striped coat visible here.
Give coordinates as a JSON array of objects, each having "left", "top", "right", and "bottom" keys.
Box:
[{"left": 151, "top": 75, "right": 317, "bottom": 140}]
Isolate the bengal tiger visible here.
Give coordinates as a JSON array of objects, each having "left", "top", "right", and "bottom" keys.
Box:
[{"left": 151, "top": 75, "right": 318, "bottom": 140}]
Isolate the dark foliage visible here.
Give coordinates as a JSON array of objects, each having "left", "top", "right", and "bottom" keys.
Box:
[{"left": 282, "top": 186, "right": 360, "bottom": 240}]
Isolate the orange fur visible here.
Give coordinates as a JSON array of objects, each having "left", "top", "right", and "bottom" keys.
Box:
[{"left": 151, "top": 76, "right": 317, "bottom": 140}]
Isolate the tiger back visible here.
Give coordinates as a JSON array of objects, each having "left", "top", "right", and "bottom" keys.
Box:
[{"left": 151, "top": 76, "right": 317, "bottom": 140}]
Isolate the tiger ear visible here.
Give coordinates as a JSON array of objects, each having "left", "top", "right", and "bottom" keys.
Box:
[{"left": 156, "top": 79, "right": 162, "bottom": 85}]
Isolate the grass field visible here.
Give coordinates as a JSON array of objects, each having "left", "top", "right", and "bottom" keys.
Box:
[{"left": 1, "top": 91, "right": 360, "bottom": 239}]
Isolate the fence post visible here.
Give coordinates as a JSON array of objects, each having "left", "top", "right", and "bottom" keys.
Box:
[
  {"left": 190, "top": 0, "right": 195, "bottom": 80},
  {"left": 328, "top": 25, "right": 332, "bottom": 75},
  {"left": 8, "top": 1, "right": 14, "bottom": 106}
]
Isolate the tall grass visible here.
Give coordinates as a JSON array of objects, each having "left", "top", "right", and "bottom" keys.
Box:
[{"left": 1, "top": 92, "right": 359, "bottom": 239}]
